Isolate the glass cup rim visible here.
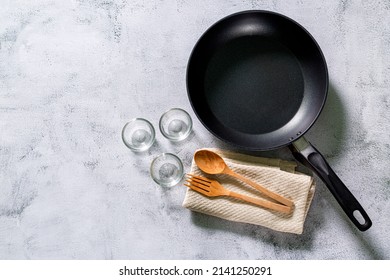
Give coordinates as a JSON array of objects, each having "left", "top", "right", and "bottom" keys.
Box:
[
  {"left": 159, "top": 108, "right": 193, "bottom": 141},
  {"left": 150, "top": 152, "right": 184, "bottom": 187},
  {"left": 122, "top": 117, "right": 156, "bottom": 151}
]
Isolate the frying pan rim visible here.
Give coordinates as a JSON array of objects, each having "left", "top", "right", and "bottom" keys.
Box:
[{"left": 186, "top": 10, "right": 329, "bottom": 151}]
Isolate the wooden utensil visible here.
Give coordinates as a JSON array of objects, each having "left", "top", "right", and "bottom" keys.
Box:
[
  {"left": 194, "top": 150, "right": 294, "bottom": 207},
  {"left": 185, "top": 174, "right": 292, "bottom": 214}
]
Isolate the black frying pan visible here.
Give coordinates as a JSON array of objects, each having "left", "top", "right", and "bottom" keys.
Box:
[{"left": 186, "top": 10, "right": 372, "bottom": 231}]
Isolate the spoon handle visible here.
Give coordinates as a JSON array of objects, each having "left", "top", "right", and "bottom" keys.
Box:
[{"left": 224, "top": 168, "right": 294, "bottom": 207}]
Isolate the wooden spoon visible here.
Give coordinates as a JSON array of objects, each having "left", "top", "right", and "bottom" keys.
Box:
[{"left": 194, "top": 150, "right": 294, "bottom": 207}]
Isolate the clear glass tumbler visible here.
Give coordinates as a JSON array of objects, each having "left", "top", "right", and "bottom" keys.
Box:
[
  {"left": 159, "top": 108, "right": 192, "bottom": 141},
  {"left": 150, "top": 153, "right": 184, "bottom": 187},
  {"left": 122, "top": 118, "right": 155, "bottom": 152}
]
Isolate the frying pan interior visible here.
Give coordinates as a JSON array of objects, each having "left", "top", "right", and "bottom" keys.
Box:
[
  {"left": 187, "top": 11, "right": 328, "bottom": 150},
  {"left": 187, "top": 11, "right": 372, "bottom": 231}
]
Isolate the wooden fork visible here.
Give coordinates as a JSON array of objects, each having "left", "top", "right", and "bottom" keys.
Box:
[{"left": 185, "top": 174, "right": 293, "bottom": 214}]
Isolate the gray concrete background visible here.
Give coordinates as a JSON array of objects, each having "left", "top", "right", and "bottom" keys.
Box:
[{"left": 0, "top": 0, "right": 389, "bottom": 259}]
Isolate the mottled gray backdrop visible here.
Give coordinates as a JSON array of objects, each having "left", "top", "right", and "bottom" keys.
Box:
[{"left": 0, "top": 0, "right": 389, "bottom": 259}]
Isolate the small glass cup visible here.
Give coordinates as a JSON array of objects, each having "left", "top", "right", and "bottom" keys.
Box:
[
  {"left": 150, "top": 153, "right": 184, "bottom": 187},
  {"left": 159, "top": 108, "right": 192, "bottom": 141},
  {"left": 122, "top": 118, "right": 155, "bottom": 152}
]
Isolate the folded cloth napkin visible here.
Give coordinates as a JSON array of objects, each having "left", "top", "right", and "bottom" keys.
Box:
[{"left": 182, "top": 148, "right": 316, "bottom": 234}]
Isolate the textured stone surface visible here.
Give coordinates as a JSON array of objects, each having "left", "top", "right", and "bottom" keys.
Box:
[{"left": 0, "top": 0, "right": 389, "bottom": 259}]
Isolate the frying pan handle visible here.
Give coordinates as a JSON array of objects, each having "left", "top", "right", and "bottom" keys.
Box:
[{"left": 290, "top": 137, "right": 372, "bottom": 231}]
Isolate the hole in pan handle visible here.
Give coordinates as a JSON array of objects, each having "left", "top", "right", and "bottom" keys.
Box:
[{"left": 290, "top": 137, "right": 372, "bottom": 231}]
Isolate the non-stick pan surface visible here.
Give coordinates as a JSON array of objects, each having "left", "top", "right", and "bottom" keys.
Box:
[
  {"left": 187, "top": 11, "right": 372, "bottom": 231},
  {"left": 187, "top": 11, "right": 327, "bottom": 150}
]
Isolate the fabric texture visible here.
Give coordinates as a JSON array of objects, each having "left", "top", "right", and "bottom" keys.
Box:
[{"left": 182, "top": 148, "right": 316, "bottom": 234}]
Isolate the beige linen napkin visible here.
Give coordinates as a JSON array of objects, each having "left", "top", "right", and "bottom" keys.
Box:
[{"left": 182, "top": 148, "right": 316, "bottom": 234}]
